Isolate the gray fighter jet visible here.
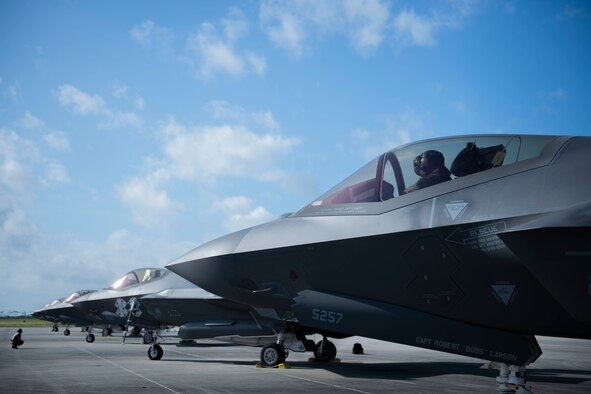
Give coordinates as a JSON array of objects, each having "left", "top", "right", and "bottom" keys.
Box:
[
  {"left": 71, "top": 268, "right": 201, "bottom": 345},
  {"left": 72, "top": 267, "right": 273, "bottom": 360},
  {"left": 139, "top": 288, "right": 275, "bottom": 358},
  {"left": 32, "top": 290, "right": 96, "bottom": 335},
  {"left": 167, "top": 134, "right": 591, "bottom": 393}
]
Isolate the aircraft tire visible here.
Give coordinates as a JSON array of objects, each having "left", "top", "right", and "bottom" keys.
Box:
[
  {"left": 64, "top": 329, "right": 70, "bottom": 336},
  {"left": 86, "top": 333, "right": 95, "bottom": 343},
  {"left": 132, "top": 326, "right": 142, "bottom": 336},
  {"left": 148, "top": 344, "right": 163, "bottom": 361},
  {"left": 260, "top": 344, "right": 286, "bottom": 367},
  {"left": 143, "top": 332, "right": 154, "bottom": 344},
  {"left": 313, "top": 339, "right": 337, "bottom": 362}
]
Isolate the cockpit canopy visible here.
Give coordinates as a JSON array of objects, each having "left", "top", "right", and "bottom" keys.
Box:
[
  {"left": 64, "top": 289, "right": 96, "bottom": 303},
  {"left": 109, "top": 268, "right": 167, "bottom": 290},
  {"left": 307, "top": 135, "right": 554, "bottom": 208}
]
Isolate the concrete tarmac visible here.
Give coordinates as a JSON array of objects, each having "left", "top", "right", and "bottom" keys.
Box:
[{"left": 1, "top": 327, "right": 590, "bottom": 393}]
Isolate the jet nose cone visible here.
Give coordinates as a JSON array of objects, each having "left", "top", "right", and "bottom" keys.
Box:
[{"left": 166, "top": 228, "right": 250, "bottom": 299}]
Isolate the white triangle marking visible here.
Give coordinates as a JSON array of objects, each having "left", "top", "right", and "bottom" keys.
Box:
[{"left": 445, "top": 202, "right": 468, "bottom": 221}]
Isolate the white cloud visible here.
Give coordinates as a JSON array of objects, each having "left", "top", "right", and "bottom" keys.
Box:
[
  {"left": 394, "top": 9, "right": 436, "bottom": 46},
  {"left": 42, "top": 162, "right": 71, "bottom": 186},
  {"left": 117, "top": 108, "right": 298, "bottom": 229},
  {"left": 130, "top": 20, "right": 174, "bottom": 51},
  {"left": 57, "top": 84, "right": 107, "bottom": 115},
  {"left": 135, "top": 96, "right": 145, "bottom": 110},
  {"left": 110, "top": 83, "right": 128, "bottom": 99},
  {"left": 117, "top": 169, "right": 183, "bottom": 228},
  {"left": 0, "top": 157, "right": 31, "bottom": 191},
  {"left": 203, "top": 100, "right": 277, "bottom": 130},
  {"left": 392, "top": 2, "right": 480, "bottom": 48},
  {"left": 189, "top": 22, "right": 245, "bottom": 78},
  {"left": 99, "top": 110, "right": 143, "bottom": 129},
  {"left": 351, "top": 128, "right": 373, "bottom": 142},
  {"left": 259, "top": 0, "right": 390, "bottom": 57},
  {"left": 8, "top": 83, "right": 19, "bottom": 101},
  {"left": 18, "top": 111, "right": 46, "bottom": 130},
  {"left": 56, "top": 84, "right": 142, "bottom": 129},
  {"left": 0, "top": 130, "right": 37, "bottom": 191},
  {"left": 252, "top": 110, "right": 278, "bottom": 130},
  {"left": 186, "top": 9, "right": 266, "bottom": 79},
  {"left": 343, "top": 0, "right": 390, "bottom": 53},
  {"left": 1, "top": 129, "right": 72, "bottom": 191},
  {"left": 163, "top": 121, "right": 299, "bottom": 182},
  {"left": 222, "top": 7, "right": 249, "bottom": 42},
  {"left": 246, "top": 51, "right": 267, "bottom": 76},
  {"left": 260, "top": 3, "right": 306, "bottom": 58},
  {"left": 212, "top": 195, "right": 274, "bottom": 232},
  {"left": 260, "top": 0, "right": 479, "bottom": 55},
  {"left": 548, "top": 88, "right": 567, "bottom": 100},
  {"left": 204, "top": 100, "right": 243, "bottom": 120},
  {"left": 44, "top": 131, "right": 71, "bottom": 152}
]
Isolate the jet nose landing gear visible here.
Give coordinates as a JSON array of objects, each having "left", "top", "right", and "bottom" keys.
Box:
[
  {"left": 260, "top": 343, "right": 287, "bottom": 367},
  {"left": 148, "top": 344, "right": 163, "bottom": 360}
]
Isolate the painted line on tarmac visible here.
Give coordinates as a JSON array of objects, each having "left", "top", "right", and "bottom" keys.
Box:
[
  {"left": 73, "top": 345, "right": 181, "bottom": 394},
  {"left": 280, "top": 373, "right": 375, "bottom": 394},
  {"left": 162, "top": 347, "right": 210, "bottom": 359}
]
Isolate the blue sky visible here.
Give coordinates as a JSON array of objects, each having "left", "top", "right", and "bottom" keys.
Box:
[{"left": 1, "top": 0, "right": 590, "bottom": 312}]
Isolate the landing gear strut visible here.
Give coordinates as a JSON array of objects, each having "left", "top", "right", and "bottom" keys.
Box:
[
  {"left": 260, "top": 331, "right": 288, "bottom": 367},
  {"left": 495, "top": 363, "right": 533, "bottom": 393},
  {"left": 146, "top": 329, "right": 164, "bottom": 360},
  {"left": 258, "top": 332, "right": 338, "bottom": 367},
  {"left": 313, "top": 337, "right": 337, "bottom": 362}
]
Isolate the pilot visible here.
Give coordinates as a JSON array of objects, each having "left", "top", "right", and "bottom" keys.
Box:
[
  {"left": 404, "top": 150, "right": 451, "bottom": 193},
  {"left": 11, "top": 328, "right": 24, "bottom": 349}
]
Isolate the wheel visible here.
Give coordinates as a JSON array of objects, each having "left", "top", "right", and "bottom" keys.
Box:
[
  {"left": 314, "top": 339, "right": 337, "bottom": 362},
  {"left": 132, "top": 326, "right": 142, "bottom": 336},
  {"left": 148, "top": 344, "right": 163, "bottom": 360},
  {"left": 260, "top": 344, "right": 286, "bottom": 367},
  {"left": 86, "top": 333, "right": 95, "bottom": 343},
  {"left": 143, "top": 332, "right": 154, "bottom": 344},
  {"left": 64, "top": 329, "right": 70, "bottom": 336},
  {"left": 101, "top": 328, "right": 110, "bottom": 337}
]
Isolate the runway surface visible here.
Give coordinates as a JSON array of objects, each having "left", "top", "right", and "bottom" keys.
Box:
[{"left": 2, "top": 327, "right": 590, "bottom": 393}]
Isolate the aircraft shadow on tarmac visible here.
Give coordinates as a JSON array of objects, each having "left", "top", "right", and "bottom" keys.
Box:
[
  {"left": 155, "top": 357, "right": 591, "bottom": 386},
  {"left": 172, "top": 342, "right": 239, "bottom": 348}
]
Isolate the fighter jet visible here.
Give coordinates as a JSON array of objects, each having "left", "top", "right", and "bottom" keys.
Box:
[
  {"left": 71, "top": 267, "right": 197, "bottom": 345},
  {"left": 72, "top": 267, "right": 273, "bottom": 360},
  {"left": 167, "top": 134, "right": 591, "bottom": 393},
  {"left": 139, "top": 288, "right": 275, "bottom": 359},
  {"left": 32, "top": 290, "right": 96, "bottom": 335}
]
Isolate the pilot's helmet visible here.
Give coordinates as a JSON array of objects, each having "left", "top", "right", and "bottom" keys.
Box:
[
  {"left": 17, "top": 329, "right": 22, "bottom": 333},
  {"left": 413, "top": 150, "right": 445, "bottom": 176}
]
